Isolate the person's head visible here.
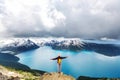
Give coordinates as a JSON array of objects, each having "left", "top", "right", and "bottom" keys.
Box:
[{"left": 58, "top": 53, "right": 61, "bottom": 57}]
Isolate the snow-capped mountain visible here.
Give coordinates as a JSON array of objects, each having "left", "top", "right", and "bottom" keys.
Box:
[
  {"left": 31, "top": 38, "right": 84, "bottom": 50},
  {"left": 30, "top": 38, "right": 83, "bottom": 46},
  {"left": 0, "top": 38, "right": 39, "bottom": 54},
  {"left": 0, "top": 37, "right": 120, "bottom": 56},
  {"left": 0, "top": 38, "right": 84, "bottom": 53}
]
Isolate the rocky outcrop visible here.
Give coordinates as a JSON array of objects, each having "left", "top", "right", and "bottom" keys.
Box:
[
  {"left": 41, "top": 72, "right": 75, "bottom": 80},
  {"left": 0, "top": 65, "right": 42, "bottom": 80}
]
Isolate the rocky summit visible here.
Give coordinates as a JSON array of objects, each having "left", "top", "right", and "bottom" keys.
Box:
[{"left": 41, "top": 72, "right": 75, "bottom": 80}]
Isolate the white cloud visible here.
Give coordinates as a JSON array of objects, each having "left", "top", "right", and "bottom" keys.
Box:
[
  {"left": 2, "top": 0, "right": 66, "bottom": 31},
  {"left": 0, "top": 0, "right": 120, "bottom": 38},
  {"left": 0, "top": 20, "right": 5, "bottom": 32}
]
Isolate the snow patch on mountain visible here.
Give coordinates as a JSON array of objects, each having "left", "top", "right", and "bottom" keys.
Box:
[{"left": 30, "top": 37, "right": 84, "bottom": 47}]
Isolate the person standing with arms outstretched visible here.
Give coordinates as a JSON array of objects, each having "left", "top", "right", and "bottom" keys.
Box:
[{"left": 51, "top": 54, "right": 67, "bottom": 73}]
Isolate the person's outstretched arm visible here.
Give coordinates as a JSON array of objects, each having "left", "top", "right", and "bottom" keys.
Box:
[
  {"left": 61, "top": 56, "right": 67, "bottom": 59},
  {"left": 51, "top": 57, "right": 58, "bottom": 60}
]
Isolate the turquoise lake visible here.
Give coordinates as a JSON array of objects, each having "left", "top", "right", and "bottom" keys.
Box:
[{"left": 17, "top": 46, "right": 120, "bottom": 78}]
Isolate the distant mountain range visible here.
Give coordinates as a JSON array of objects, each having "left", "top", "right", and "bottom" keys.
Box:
[{"left": 0, "top": 38, "right": 120, "bottom": 56}]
